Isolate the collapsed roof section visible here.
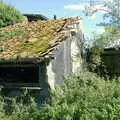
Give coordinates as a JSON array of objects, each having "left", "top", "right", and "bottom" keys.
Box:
[{"left": 0, "top": 17, "right": 82, "bottom": 63}]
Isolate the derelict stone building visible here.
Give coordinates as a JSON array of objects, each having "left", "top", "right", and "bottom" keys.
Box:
[{"left": 0, "top": 17, "right": 84, "bottom": 93}]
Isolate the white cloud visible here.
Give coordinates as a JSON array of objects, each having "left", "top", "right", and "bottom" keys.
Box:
[
  {"left": 64, "top": 4, "right": 87, "bottom": 10},
  {"left": 91, "top": 5, "right": 108, "bottom": 11},
  {"left": 88, "top": 14, "right": 96, "bottom": 19},
  {"left": 104, "top": 0, "right": 113, "bottom": 2},
  {"left": 64, "top": 3, "right": 108, "bottom": 12}
]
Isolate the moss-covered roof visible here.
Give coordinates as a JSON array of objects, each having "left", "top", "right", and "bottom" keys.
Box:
[{"left": 0, "top": 17, "right": 81, "bottom": 62}]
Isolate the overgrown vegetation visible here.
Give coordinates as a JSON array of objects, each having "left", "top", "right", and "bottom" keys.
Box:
[
  {"left": 87, "top": 28, "right": 120, "bottom": 75},
  {"left": 0, "top": 1, "right": 119, "bottom": 120},
  {"left": 0, "top": 28, "right": 25, "bottom": 40},
  {"left": 0, "top": 0, "right": 24, "bottom": 28},
  {"left": 0, "top": 72, "right": 120, "bottom": 120},
  {"left": 0, "top": 19, "right": 70, "bottom": 59},
  {"left": 86, "top": 0, "right": 120, "bottom": 75}
]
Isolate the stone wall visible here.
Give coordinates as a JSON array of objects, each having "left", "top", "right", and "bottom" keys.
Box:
[
  {"left": 47, "top": 19, "right": 84, "bottom": 89},
  {"left": 47, "top": 39, "right": 72, "bottom": 89}
]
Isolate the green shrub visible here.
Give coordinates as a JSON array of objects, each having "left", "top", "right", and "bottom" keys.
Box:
[
  {"left": 0, "top": 1, "right": 24, "bottom": 28},
  {"left": 40, "top": 72, "right": 120, "bottom": 120},
  {"left": 0, "top": 72, "right": 120, "bottom": 120},
  {"left": 0, "top": 91, "right": 40, "bottom": 120}
]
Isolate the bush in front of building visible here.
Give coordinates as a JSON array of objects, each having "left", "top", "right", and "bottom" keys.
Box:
[
  {"left": 39, "top": 72, "right": 120, "bottom": 120},
  {"left": 0, "top": 1, "right": 24, "bottom": 28},
  {"left": 0, "top": 72, "right": 120, "bottom": 120}
]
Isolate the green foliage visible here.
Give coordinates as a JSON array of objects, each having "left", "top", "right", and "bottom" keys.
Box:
[
  {"left": 87, "top": 27, "right": 120, "bottom": 74},
  {"left": 0, "top": 72, "right": 120, "bottom": 120},
  {"left": 85, "top": 0, "right": 120, "bottom": 45},
  {"left": 0, "top": 28, "right": 25, "bottom": 40},
  {"left": 0, "top": 28, "right": 25, "bottom": 54},
  {"left": 104, "top": 27, "right": 120, "bottom": 41},
  {"left": 0, "top": 1, "right": 24, "bottom": 28},
  {"left": 103, "top": 0, "right": 120, "bottom": 28},
  {"left": 85, "top": 0, "right": 120, "bottom": 28},
  {"left": 86, "top": 34, "right": 104, "bottom": 73},
  {"left": 40, "top": 72, "right": 120, "bottom": 120},
  {"left": 87, "top": 25, "right": 120, "bottom": 73},
  {"left": 0, "top": 19, "right": 68, "bottom": 59},
  {"left": 0, "top": 90, "right": 41, "bottom": 120}
]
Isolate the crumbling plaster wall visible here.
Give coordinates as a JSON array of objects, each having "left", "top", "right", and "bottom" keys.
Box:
[{"left": 47, "top": 19, "right": 84, "bottom": 89}]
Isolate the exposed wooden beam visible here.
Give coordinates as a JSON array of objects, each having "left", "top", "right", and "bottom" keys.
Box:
[
  {"left": 0, "top": 64, "right": 38, "bottom": 68},
  {"left": 0, "top": 83, "right": 41, "bottom": 88},
  {"left": 0, "top": 86, "right": 41, "bottom": 90}
]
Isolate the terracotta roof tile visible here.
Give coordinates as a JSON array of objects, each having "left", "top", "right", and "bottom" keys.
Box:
[{"left": 0, "top": 17, "right": 81, "bottom": 62}]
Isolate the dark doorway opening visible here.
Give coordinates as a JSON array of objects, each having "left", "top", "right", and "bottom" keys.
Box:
[{"left": 0, "top": 65, "right": 39, "bottom": 84}]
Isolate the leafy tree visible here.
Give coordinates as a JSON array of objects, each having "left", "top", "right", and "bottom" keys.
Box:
[
  {"left": 85, "top": 0, "right": 120, "bottom": 27},
  {"left": 85, "top": 0, "right": 120, "bottom": 40},
  {"left": 100, "top": 0, "right": 120, "bottom": 41},
  {"left": 0, "top": 0, "right": 24, "bottom": 28},
  {"left": 103, "top": 0, "right": 120, "bottom": 28},
  {"left": 85, "top": 1, "right": 120, "bottom": 72}
]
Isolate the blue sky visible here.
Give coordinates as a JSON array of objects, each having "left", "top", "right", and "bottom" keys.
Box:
[{"left": 4, "top": 0, "right": 105, "bottom": 39}]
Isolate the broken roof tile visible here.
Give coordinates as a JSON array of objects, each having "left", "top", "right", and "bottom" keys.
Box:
[{"left": 0, "top": 17, "right": 82, "bottom": 62}]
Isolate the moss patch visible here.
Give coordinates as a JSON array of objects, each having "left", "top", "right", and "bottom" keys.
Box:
[
  {"left": 0, "top": 17, "right": 81, "bottom": 60},
  {"left": 0, "top": 28, "right": 25, "bottom": 40}
]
